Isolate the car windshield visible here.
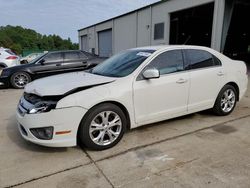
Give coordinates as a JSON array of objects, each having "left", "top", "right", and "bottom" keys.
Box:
[{"left": 91, "top": 49, "right": 155, "bottom": 77}]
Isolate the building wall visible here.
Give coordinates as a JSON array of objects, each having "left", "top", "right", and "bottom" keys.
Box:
[
  {"left": 137, "top": 8, "right": 151, "bottom": 47},
  {"left": 113, "top": 13, "right": 137, "bottom": 54},
  {"left": 78, "top": 0, "right": 225, "bottom": 56}
]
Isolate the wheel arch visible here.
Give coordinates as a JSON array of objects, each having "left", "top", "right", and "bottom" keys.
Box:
[
  {"left": 11, "top": 70, "right": 32, "bottom": 79},
  {"left": 0, "top": 63, "right": 7, "bottom": 68},
  {"left": 76, "top": 100, "right": 131, "bottom": 146},
  {"left": 225, "top": 82, "right": 240, "bottom": 101},
  {"left": 84, "top": 101, "right": 131, "bottom": 129}
]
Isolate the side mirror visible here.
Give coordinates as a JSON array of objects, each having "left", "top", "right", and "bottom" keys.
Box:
[
  {"left": 142, "top": 68, "right": 160, "bottom": 79},
  {"left": 39, "top": 59, "right": 45, "bottom": 65}
]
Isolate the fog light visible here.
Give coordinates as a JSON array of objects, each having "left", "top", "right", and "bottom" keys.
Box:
[{"left": 30, "top": 127, "right": 54, "bottom": 140}]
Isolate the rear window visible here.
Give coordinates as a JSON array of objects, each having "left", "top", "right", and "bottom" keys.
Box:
[
  {"left": 79, "top": 52, "right": 88, "bottom": 59},
  {"left": 64, "top": 52, "right": 80, "bottom": 60},
  {"left": 5, "top": 50, "right": 16, "bottom": 55},
  {"left": 64, "top": 51, "right": 88, "bottom": 60},
  {"left": 185, "top": 49, "right": 215, "bottom": 69},
  {"left": 213, "top": 55, "right": 222, "bottom": 66}
]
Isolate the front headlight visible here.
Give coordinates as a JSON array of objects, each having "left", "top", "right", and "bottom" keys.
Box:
[{"left": 28, "top": 101, "right": 57, "bottom": 114}]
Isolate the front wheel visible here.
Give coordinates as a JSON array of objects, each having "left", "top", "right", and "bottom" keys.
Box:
[
  {"left": 10, "top": 72, "right": 31, "bottom": 89},
  {"left": 79, "top": 103, "right": 126, "bottom": 150},
  {"left": 213, "top": 85, "right": 237, "bottom": 116}
]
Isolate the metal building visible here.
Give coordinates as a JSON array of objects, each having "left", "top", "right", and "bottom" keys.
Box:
[{"left": 78, "top": 0, "right": 250, "bottom": 65}]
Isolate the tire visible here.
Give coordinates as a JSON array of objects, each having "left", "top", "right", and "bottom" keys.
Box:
[
  {"left": 213, "top": 85, "right": 237, "bottom": 116},
  {"left": 79, "top": 103, "right": 127, "bottom": 150},
  {"left": 10, "top": 72, "right": 31, "bottom": 89}
]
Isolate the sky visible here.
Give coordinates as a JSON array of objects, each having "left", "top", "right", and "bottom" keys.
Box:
[{"left": 0, "top": 0, "right": 159, "bottom": 43}]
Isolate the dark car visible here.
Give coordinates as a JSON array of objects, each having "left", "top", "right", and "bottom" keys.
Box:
[{"left": 0, "top": 50, "right": 103, "bottom": 89}]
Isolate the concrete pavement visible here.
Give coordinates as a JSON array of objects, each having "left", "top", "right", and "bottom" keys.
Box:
[{"left": 0, "top": 80, "right": 249, "bottom": 188}]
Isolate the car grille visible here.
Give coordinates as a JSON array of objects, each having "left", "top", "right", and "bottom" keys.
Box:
[
  {"left": 18, "top": 100, "right": 28, "bottom": 116},
  {"left": 18, "top": 105, "right": 24, "bottom": 115}
]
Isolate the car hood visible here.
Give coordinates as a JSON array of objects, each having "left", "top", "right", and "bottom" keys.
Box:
[{"left": 25, "top": 72, "right": 116, "bottom": 96}]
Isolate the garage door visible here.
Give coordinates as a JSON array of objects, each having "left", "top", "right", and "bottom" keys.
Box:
[
  {"left": 81, "top": 35, "right": 88, "bottom": 52},
  {"left": 98, "top": 29, "right": 112, "bottom": 57}
]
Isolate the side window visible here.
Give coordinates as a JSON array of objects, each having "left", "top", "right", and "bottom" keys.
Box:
[
  {"left": 43, "top": 53, "right": 63, "bottom": 63},
  {"left": 64, "top": 52, "right": 80, "bottom": 61},
  {"left": 79, "top": 52, "right": 88, "bottom": 59},
  {"left": 213, "top": 55, "right": 222, "bottom": 66},
  {"left": 154, "top": 22, "right": 164, "bottom": 40},
  {"left": 185, "top": 49, "right": 214, "bottom": 69},
  {"left": 147, "top": 50, "right": 184, "bottom": 75}
]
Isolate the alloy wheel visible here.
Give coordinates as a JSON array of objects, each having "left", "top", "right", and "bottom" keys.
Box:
[
  {"left": 14, "top": 73, "right": 29, "bottom": 88},
  {"left": 221, "top": 89, "right": 236, "bottom": 113},
  {"left": 89, "top": 111, "right": 122, "bottom": 146}
]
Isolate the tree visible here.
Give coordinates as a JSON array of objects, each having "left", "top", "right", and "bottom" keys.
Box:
[
  {"left": 0, "top": 25, "right": 79, "bottom": 55},
  {"left": 10, "top": 43, "right": 22, "bottom": 54}
]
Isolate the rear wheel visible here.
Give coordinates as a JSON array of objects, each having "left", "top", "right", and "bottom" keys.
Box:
[
  {"left": 79, "top": 103, "right": 126, "bottom": 150},
  {"left": 10, "top": 72, "right": 31, "bottom": 89},
  {"left": 213, "top": 85, "right": 237, "bottom": 116}
]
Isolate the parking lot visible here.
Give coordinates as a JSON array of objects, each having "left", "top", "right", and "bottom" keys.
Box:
[{"left": 0, "top": 78, "right": 249, "bottom": 188}]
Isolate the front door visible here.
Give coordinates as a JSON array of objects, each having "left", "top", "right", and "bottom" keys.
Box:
[
  {"left": 31, "top": 52, "right": 64, "bottom": 78},
  {"left": 133, "top": 50, "right": 190, "bottom": 125}
]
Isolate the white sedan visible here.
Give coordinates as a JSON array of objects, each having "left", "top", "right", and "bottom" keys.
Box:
[{"left": 16, "top": 45, "right": 248, "bottom": 150}]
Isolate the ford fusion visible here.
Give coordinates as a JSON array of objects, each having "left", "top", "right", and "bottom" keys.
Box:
[{"left": 16, "top": 45, "right": 248, "bottom": 150}]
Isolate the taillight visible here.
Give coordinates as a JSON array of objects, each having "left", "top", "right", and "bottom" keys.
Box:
[{"left": 6, "top": 56, "right": 17, "bottom": 60}]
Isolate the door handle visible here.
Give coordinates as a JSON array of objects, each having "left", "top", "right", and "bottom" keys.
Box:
[
  {"left": 56, "top": 63, "right": 61, "bottom": 66},
  {"left": 176, "top": 78, "right": 187, "bottom": 84},
  {"left": 217, "top": 71, "right": 224, "bottom": 76}
]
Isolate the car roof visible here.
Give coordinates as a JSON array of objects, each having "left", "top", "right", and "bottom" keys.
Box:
[
  {"left": 0, "top": 47, "right": 10, "bottom": 51},
  {"left": 48, "top": 50, "right": 83, "bottom": 53},
  {"left": 130, "top": 45, "right": 213, "bottom": 52}
]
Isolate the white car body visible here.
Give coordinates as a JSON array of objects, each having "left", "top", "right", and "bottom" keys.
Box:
[
  {"left": 0, "top": 47, "right": 20, "bottom": 68},
  {"left": 16, "top": 45, "right": 248, "bottom": 147}
]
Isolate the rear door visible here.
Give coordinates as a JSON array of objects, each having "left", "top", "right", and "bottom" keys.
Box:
[
  {"left": 184, "top": 49, "right": 225, "bottom": 112},
  {"left": 62, "top": 51, "right": 88, "bottom": 71},
  {"left": 133, "top": 49, "right": 190, "bottom": 124}
]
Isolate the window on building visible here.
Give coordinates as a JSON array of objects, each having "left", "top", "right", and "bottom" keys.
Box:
[{"left": 154, "top": 22, "right": 165, "bottom": 40}]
